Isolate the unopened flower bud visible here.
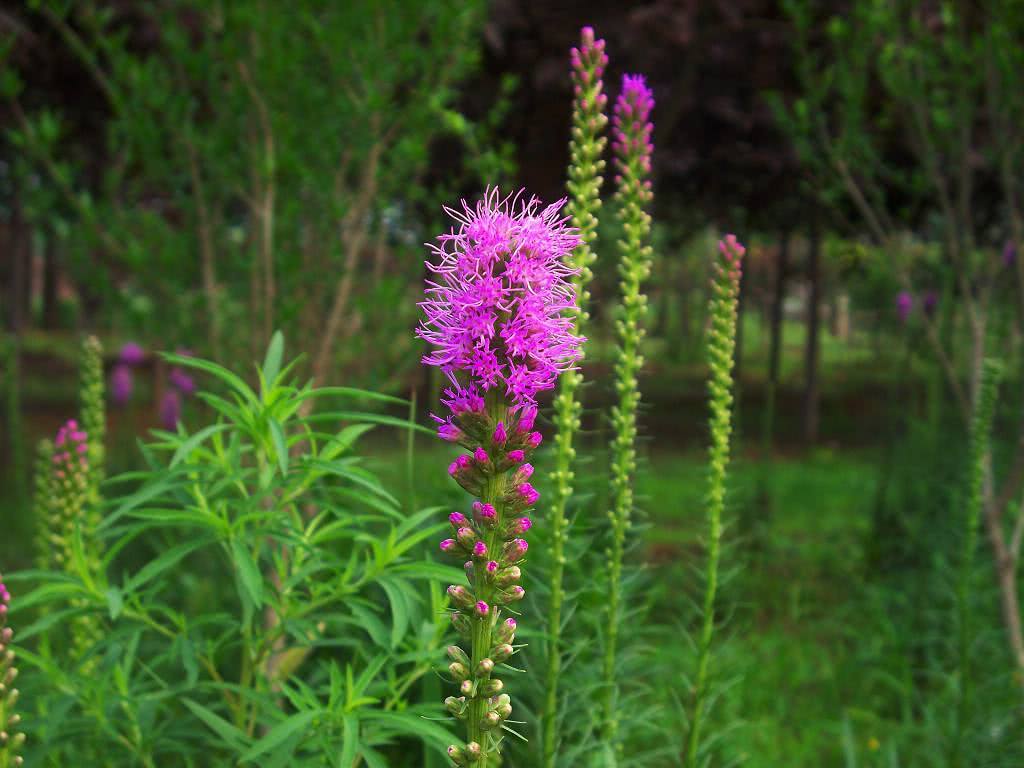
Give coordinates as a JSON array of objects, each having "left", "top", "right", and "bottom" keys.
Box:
[
  {"left": 491, "top": 643, "right": 514, "bottom": 662},
  {"left": 493, "top": 422, "right": 507, "bottom": 445},
  {"left": 460, "top": 679, "right": 476, "bottom": 697},
  {"left": 479, "top": 678, "right": 504, "bottom": 696},
  {"left": 448, "top": 745, "right": 468, "bottom": 765},
  {"left": 474, "top": 447, "right": 489, "bottom": 465},
  {"left": 476, "top": 658, "right": 494, "bottom": 675},
  {"left": 499, "top": 585, "right": 525, "bottom": 604},
  {"left": 527, "top": 431, "right": 543, "bottom": 448},
  {"left": 440, "top": 538, "right": 457, "bottom": 554},
  {"left": 481, "top": 711, "right": 501, "bottom": 729},
  {"left": 456, "top": 527, "right": 477, "bottom": 548},
  {"left": 449, "top": 511, "right": 468, "bottom": 527},
  {"left": 447, "top": 585, "right": 474, "bottom": 608},
  {"left": 474, "top": 600, "right": 490, "bottom": 617},
  {"left": 507, "top": 449, "right": 525, "bottom": 463},
  {"left": 504, "top": 539, "right": 529, "bottom": 563},
  {"left": 445, "top": 696, "right": 467, "bottom": 718},
  {"left": 449, "top": 662, "right": 469, "bottom": 681},
  {"left": 447, "top": 645, "right": 470, "bottom": 666},
  {"left": 497, "top": 566, "right": 521, "bottom": 587},
  {"left": 472, "top": 541, "right": 488, "bottom": 559},
  {"left": 496, "top": 617, "right": 517, "bottom": 643}
]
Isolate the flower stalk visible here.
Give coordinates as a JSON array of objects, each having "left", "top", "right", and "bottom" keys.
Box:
[
  {"left": 0, "top": 576, "right": 25, "bottom": 768},
  {"left": 417, "top": 189, "right": 583, "bottom": 765},
  {"left": 543, "top": 25, "right": 608, "bottom": 766},
  {"left": 603, "top": 73, "right": 654, "bottom": 746},
  {"left": 684, "top": 235, "right": 745, "bottom": 766}
]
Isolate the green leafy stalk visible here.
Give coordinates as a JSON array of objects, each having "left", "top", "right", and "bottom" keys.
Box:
[
  {"left": 0, "top": 575, "right": 25, "bottom": 768},
  {"left": 543, "top": 25, "right": 608, "bottom": 767},
  {"left": 952, "top": 358, "right": 1001, "bottom": 767},
  {"left": 684, "top": 236, "right": 745, "bottom": 766},
  {"left": 603, "top": 73, "right": 654, "bottom": 749},
  {"left": 79, "top": 335, "right": 106, "bottom": 501},
  {"left": 32, "top": 439, "right": 56, "bottom": 571}
]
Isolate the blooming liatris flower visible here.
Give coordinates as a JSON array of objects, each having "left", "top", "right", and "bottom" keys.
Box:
[
  {"left": 0, "top": 575, "right": 25, "bottom": 767},
  {"left": 419, "top": 188, "right": 584, "bottom": 764},
  {"left": 110, "top": 364, "right": 134, "bottom": 406},
  {"left": 160, "top": 390, "right": 182, "bottom": 430},
  {"left": 118, "top": 342, "right": 145, "bottom": 367},
  {"left": 896, "top": 290, "right": 913, "bottom": 323}
]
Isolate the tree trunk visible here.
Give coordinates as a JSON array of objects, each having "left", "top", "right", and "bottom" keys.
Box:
[
  {"left": 803, "top": 216, "right": 822, "bottom": 444},
  {"left": 42, "top": 232, "right": 60, "bottom": 330},
  {"left": 762, "top": 231, "right": 790, "bottom": 452}
]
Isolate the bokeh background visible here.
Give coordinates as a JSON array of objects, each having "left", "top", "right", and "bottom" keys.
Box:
[{"left": 3, "top": 1, "right": 1024, "bottom": 765}]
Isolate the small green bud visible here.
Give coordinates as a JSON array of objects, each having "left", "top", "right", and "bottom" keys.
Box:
[{"left": 448, "top": 662, "right": 469, "bottom": 681}]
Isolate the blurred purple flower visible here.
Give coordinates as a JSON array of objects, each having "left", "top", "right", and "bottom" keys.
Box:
[
  {"left": 169, "top": 367, "right": 196, "bottom": 396},
  {"left": 119, "top": 342, "right": 145, "bottom": 367},
  {"left": 110, "top": 364, "right": 134, "bottom": 406},
  {"left": 159, "top": 390, "right": 181, "bottom": 430},
  {"left": 922, "top": 290, "right": 938, "bottom": 318},
  {"left": 1004, "top": 240, "right": 1017, "bottom": 267},
  {"left": 896, "top": 291, "right": 913, "bottom": 323}
]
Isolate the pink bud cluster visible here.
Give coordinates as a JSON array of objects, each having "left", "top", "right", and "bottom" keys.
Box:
[
  {"left": 0, "top": 573, "right": 24, "bottom": 765},
  {"left": 613, "top": 74, "right": 655, "bottom": 180},
  {"left": 571, "top": 26, "right": 609, "bottom": 114},
  {"left": 417, "top": 188, "right": 586, "bottom": 416},
  {"left": 53, "top": 420, "right": 89, "bottom": 479},
  {"left": 717, "top": 234, "right": 745, "bottom": 282}
]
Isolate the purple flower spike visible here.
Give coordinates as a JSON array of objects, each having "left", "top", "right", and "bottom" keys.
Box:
[
  {"left": 896, "top": 291, "right": 913, "bottom": 323},
  {"left": 416, "top": 188, "right": 585, "bottom": 412},
  {"left": 110, "top": 364, "right": 134, "bottom": 405},
  {"left": 160, "top": 390, "right": 182, "bottom": 430},
  {"left": 1004, "top": 240, "right": 1017, "bottom": 267},
  {"left": 438, "top": 423, "right": 463, "bottom": 442},
  {"left": 119, "top": 342, "right": 145, "bottom": 366},
  {"left": 169, "top": 367, "right": 196, "bottom": 396},
  {"left": 613, "top": 74, "right": 655, "bottom": 176},
  {"left": 493, "top": 422, "right": 508, "bottom": 445},
  {"left": 517, "top": 483, "right": 540, "bottom": 505}
]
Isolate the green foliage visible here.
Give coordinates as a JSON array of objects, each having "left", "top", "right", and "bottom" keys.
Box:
[
  {"left": 6, "top": 0, "right": 497, "bottom": 383},
  {"left": 11, "top": 335, "right": 458, "bottom": 765}
]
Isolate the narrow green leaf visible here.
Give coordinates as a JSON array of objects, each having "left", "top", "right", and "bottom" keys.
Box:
[
  {"left": 171, "top": 424, "right": 230, "bottom": 467},
  {"left": 269, "top": 418, "right": 289, "bottom": 476},
  {"left": 338, "top": 713, "right": 359, "bottom": 768},
  {"left": 232, "top": 539, "right": 264, "bottom": 608},
  {"left": 105, "top": 586, "right": 124, "bottom": 619},
  {"left": 183, "top": 698, "right": 249, "bottom": 751},
  {"left": 164, "top": 352, "right": 258, "bottom": 405},
  {"left": 240, "top": 709, "right": 317, "bottom": 762},
  {"left": 262, "top": 331, "right": 285, "bottom": 387},
  {"left": 127, "top": 536, "right": 215, "bottom": 592},
  {"left": 377, "top": 577, "right": 409, "bottom": 649}
]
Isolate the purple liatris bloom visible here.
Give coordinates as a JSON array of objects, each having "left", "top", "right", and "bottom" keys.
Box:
[
  {"left": 110, "top": 364, "right": 134, "bottom": 406},
  {"left": 169, "top": 367, "right": 196, "bottom": 396},
  {"left": 420, "top": 189, "right": 584, "bottom": 763},
  {"left": 416, "top": 187, "right": 584, "bottom": 419},
  {"left": 896, "top": 291, "right": 913, "bottom": 323},
  {"left": 1004, "top": 240, "right": 1017, "bottom": 267},
  {"left": 118, "top": 342, "right": 145, "bottom": 366},
  {"left": 613, "top": 74, "right": 654, "bottom": 180},
  {"left": 159, "top": 390, "right": 182, "bottom": 430},
  {"left": 922, "top": 290, "right": 938, "bottom": 318}
]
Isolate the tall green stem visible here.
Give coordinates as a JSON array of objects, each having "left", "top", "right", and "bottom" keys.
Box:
[
  {"left": 685, "top": 235, "right": 744, "bottom": 766},
  {"left": 543, "top": 26, "right": 607, "bottom": 767},
  {"left": 951, "top": 358, "right": 1001, "bottom": 768}
]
